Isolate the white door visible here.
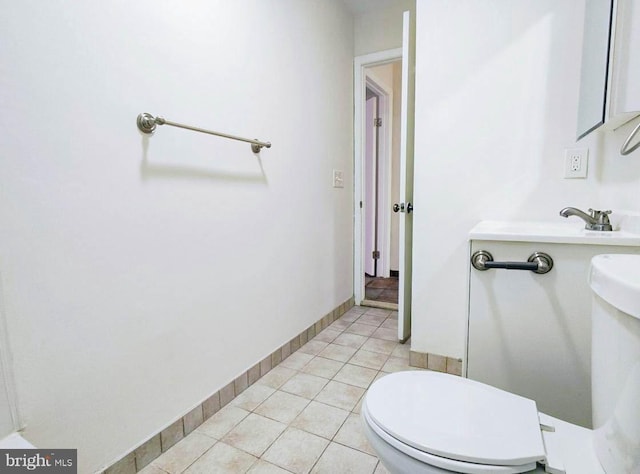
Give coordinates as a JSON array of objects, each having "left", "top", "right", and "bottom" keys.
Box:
[
  {"left": 364, "top": 92, "right": 378, "bottom": 276},
  {"left": 397, "top": 10, "right": 416, "bottom": 342}
]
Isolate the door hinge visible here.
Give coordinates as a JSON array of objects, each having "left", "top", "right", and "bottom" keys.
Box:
[
  {"left": 372, "top": 250, "right": 380, "bottom": 259},
  {"left": 359, "top": 201, "right": 363, "bottom": 209},
  {"left": 374, "top": 118, "right": 382, "bottom": 127}
]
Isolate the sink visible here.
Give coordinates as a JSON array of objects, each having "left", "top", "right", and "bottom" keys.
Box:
[
  {"left": 469, "top": 220, "right": 640, "bottom": 246},
  {"left": 590, "top": 254, "right": 640, "bottom": 319}
]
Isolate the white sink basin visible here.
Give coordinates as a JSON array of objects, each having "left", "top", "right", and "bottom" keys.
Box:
[{"left": 590, "top": 254, "right": 640, "bottom": 319}]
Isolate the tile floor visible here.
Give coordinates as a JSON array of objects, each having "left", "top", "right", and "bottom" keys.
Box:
[
  {"left": 139, "top": 306, "right": 422, "bottom": 474},
  {"left": 364, "top": 277, "right": 398, "bottom": 305}
]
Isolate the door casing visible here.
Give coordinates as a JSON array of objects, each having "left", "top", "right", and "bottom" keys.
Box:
[{"left": 354, "top": 48, "right": 401, "bottom": 305}]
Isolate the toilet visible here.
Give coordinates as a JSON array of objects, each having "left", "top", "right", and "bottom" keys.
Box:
[{"left": 362, "top": 254, "right": 640, "bottom": 474}]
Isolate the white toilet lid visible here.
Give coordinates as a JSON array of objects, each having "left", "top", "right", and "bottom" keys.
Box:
[{"left": 365, "top": 371, "right": 546, "bottom": 467}]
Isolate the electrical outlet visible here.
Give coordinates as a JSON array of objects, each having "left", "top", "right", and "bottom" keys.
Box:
[{"left": 564, "top": 148, "right": 588, "bottom": 179}]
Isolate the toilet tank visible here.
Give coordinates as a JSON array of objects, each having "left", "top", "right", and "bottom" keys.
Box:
[
  {"left": 589, "top": 254, "right": 640, "bottom": 474},
  {"left": 467, "top": 221, "right": 640, "bottom": 428}
]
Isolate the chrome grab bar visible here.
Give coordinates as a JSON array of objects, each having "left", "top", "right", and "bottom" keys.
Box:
[
  {"left": 471, "top": 251, "right": 553, "bottom": 274},
  {"left": 136, "top": 113, "right": 271, "bottom": 153},
  {"left": 621, "top": 120, "right": 640, "bottom": 156}
]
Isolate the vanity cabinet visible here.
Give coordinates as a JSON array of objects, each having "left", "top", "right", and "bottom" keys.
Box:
[
  {"left": 577, "top": 0, "right": 640, "bottom": 139},
  {"left": 466, "top": 222, "right": 640, "bottom": 429}
]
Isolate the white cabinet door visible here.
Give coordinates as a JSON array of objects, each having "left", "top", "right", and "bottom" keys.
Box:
[{"left": 467, "top": 240, "right": 640, "bottom": 428}]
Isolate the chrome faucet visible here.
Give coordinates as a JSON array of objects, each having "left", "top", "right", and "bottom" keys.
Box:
[{"left": 559, "top": 207, "right": 612, "bottom": 231}]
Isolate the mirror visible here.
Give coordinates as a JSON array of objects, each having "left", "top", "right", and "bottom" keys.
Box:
[{"left": 576, "top": 0, "right": 614, "bottom": 140}]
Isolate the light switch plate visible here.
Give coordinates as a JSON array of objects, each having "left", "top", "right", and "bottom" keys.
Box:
[{"left": 333, "top": 169, "right": 344, "bottom": 188}]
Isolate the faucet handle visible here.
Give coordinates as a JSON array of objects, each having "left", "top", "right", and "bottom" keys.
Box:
[
  {"left": 588, "top": 209, "right": 613, "bottom": 227},
  {"left": 588, "top": 208, "right": 612, "bottom": 217}
]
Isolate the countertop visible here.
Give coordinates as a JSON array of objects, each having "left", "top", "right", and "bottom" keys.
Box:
[{"left": 469, "top": 220, "right": 640, "bottom": 246}]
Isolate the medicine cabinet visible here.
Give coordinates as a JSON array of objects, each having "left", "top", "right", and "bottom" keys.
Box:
[{"left": 577, "top": 0, "right": 640, "bottom": 140}]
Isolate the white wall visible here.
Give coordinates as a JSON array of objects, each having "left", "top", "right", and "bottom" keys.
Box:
[
  {"left": 412, "top": 0, "right": 640, "bottom": 359},
  {"left": 354, "top": 0, "right": 415, "bottom": 56},
  {"left": 0, "top": 1, "right": 354, "bottom": 472}
]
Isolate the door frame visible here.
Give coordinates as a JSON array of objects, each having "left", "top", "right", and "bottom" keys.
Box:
[
  {"left": 364, "top": 74, "right": 392, "bottom": 279},
  {"left": 354, "top": 48, "right": 402, "bottom": 305}
]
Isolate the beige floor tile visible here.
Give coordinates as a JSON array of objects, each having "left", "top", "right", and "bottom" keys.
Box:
[
  {"left": 347, "top": 306, "right": 367, "bottom": 315},
  {"left": 390, "top": 343, "right": 410, "bottom": 360},
  {"left": 339, "top": 311, "right": 361, "bottom": 323},
  {"left": 183, "top": 441, "right": 256, "bottom": 474},
  {"left": 344, "top": 323, "right": 377, "bottom": 337},
  {"left": 196, "top": 405, "right": 250, "bottom": 440},
  {"left": 364, "top": 308, "right": 392, "bottom": 318},
  {"left": 151, "top": 432, "right": 215, "bottom": 473},
  {"left": 313, "top": 328, "right": 342, "bottom": 343},
  {"left": 262, "top": 428, "right": 329, "bottom": 474},
  {"left": 371, "top": 327, "right": 398, "bottom": 342},
  {"left": 380, "top": 318, "right": 398, "bottom": 330},
  {"left": 301, "top": 357, "right": 344, "bottom": 379},
  {"left": 298, "top": 340, "right": 329, "bottom": 356},
  {"left": 222, "top": 413, "right": 287, "bottom": 457},
  {"left": 310, "top": 442, "right": 378, "bottom": 474},
  {"left": 388, "top": 311, "right": 398, "bottom": 320},
  {"left": 332, "top": 332, "right": 368, "bottom": 349},
  {"left": 254, "top": 390, "right": 309, "bottom": 424},
  {"left": 317, "top": 343, "right": 357, "bottom": 363},
  {"left": 231, "top": 384, "right": 276, "bottom": 411},
  {"left": 351, "top": 395, "right": 364, "bottom": 414},
  {"left": 355, "top": 315, "right": 386, "bottom": 327},
  {"left": 333, "top": 364, "right": 378, "bottom": 389},
  {"left": 280, "top": 372, "right": 329, "bottom": 400},
  {"left": 334, "top": 414, "right": 377, "bottom": 456},
  {"left": 138, "top": 465, "right": 168, "bottom": 474},
  {"left": 381, "top": 356, "right": 415, "bottom": 373},
  {"left": 247, "top": 459, "right": 292, "bottom": 473},
  {"left": 280, "top": 351, "right": 314, "bottom": 371},
  {"left": 290, "top": 400, "right": 349, "bottom": 439},
  {"left": 328, "top": 319, "right": 351, "bottom": 331},
  {"left": 372, "top": 372, "right": 387, "bottom": 384},
  {"left": 314, "top": 380, "right": 365, "bottom": 411},
  {"left": 348, "top": 350, "right": 389, "bottom": 370},
  {"left": 361, "top": 338, "right": 397, "bottom": 355},
  {"left": 256, "top": 366, "right": 298, "bottom": 389},
  {"left": 374, "top": 461, "right": 390, "bottom": 473}
]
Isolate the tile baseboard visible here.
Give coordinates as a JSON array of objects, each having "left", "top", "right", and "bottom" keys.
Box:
[
  {"left": 102, "top": 296, "right": 355, "bottom": 474},
  {"left": 409, "top": 350, "right": 463, "bottom": 377},
  {"left": 360, "top": 299, "right": 398, "bottom": 311}
]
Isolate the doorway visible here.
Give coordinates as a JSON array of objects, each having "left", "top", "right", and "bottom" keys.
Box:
[
  {"left": 354, "top": 50, "right": 403, "bottom": 310},
  {"left": 362, "top": 65, "right": 400, "bottom": 308},
  {"left": 354, "top": 12, "right": 415, "bottom": 343}
]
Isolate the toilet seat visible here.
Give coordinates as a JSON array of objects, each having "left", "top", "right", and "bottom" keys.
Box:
[{"left": 364, "top": 371, "right": 548, "bottom": 473}]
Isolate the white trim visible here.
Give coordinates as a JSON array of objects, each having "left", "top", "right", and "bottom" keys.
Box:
[{"left": 354, "top": 48, "right": 402, "bottom": 305}]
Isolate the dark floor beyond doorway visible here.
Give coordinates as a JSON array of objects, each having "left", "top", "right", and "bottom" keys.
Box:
[{"left": 364, "top": 276, "right": 398, "bottom": 304}]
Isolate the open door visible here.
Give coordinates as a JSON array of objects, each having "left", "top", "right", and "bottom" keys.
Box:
[
  {"left": 364, "top": 91, "right": 378, "bottom": 277},
  {"left": 397, "top": 10, "right": 416, "bottom": 342}
]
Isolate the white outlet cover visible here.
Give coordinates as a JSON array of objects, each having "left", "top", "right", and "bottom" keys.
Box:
[{"left": 564, "top": 148, "right": 588, "bottom": 179}]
